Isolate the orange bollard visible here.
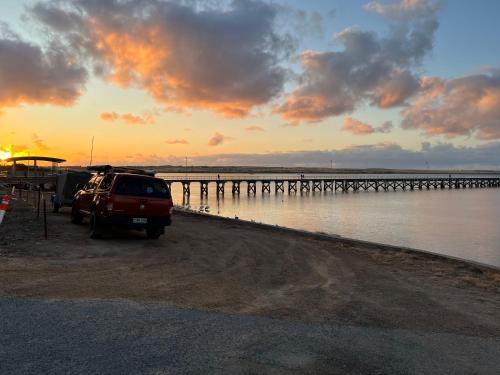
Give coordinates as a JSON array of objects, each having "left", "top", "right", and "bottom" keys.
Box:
[{"left": 0, "top": 194, "right": 10, "bottom": 225}]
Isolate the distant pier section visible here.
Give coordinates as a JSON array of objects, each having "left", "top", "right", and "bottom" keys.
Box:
[{"left": 163, "top": 175, "right": 500, "bottom": 197}]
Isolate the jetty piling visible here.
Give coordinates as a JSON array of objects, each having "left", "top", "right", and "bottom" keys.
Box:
[
  {"left": 217, "top": 181, "right": 225, "bottom": 196},
  {"left": 232, "top": 181, "right": 240, "bottom": 195},
  {"left": 262, "top": 181, "right": 271, "bottom": 194},
  {"left": 275, "top": 181, "right": 284, "bottom": 194},
  {"left": 247, "top": 181, "right": 256, "bottom": 195},
  {"left": 182, "top": 182, "right": 190, "bottom": 196},
  {"left": 161, "top": 175, "right": 500, "bottom": 198}
]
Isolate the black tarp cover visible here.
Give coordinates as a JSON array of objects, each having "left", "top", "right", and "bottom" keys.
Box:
[{"left": 54, "top": 172, "right": 91, "bottom": 206}]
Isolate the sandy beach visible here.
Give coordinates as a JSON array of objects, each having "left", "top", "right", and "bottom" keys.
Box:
[{"left": 1, "top": 199, "right": 499, "bottom": 335}]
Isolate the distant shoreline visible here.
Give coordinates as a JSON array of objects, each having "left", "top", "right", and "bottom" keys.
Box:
[{"left": 61, "top": 165, "right": 500, "bottom": 175}]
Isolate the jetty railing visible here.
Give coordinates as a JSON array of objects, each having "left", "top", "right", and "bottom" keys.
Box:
[{"left": 162, "top": 175, "right": 500, "bottom": 197}]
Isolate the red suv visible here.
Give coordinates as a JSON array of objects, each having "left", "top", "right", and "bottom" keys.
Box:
[{"left": 71, "top": 166, "right": 173, "bottom": 239}]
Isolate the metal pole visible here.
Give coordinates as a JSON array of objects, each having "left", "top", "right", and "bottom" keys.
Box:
[
  {"left": 89, "top": 136, "right": 95, "bottom": 167},
  {"left": 43, "top": 198, "right": 47, "bottom": 240}
]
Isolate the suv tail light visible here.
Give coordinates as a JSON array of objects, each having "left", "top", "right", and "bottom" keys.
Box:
[
  {"left": 105, "top": 195, "right": 114, "bottom": 211},
  {"left": 102, "top": 193, "right": 113, "bottom": 211}
]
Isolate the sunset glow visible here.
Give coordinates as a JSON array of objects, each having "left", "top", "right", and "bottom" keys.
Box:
[
  {"left": 0, "top": 150, "right": 11, "bottom": 161},
  {"left": 0, "top": 145, "right": 31, "bottom": 161},
  {"left": 0, "top": 0, "right": 499, "bottom": 168},
  {"left": 2, "top": 3, "right": 500, "bottom": 368}
]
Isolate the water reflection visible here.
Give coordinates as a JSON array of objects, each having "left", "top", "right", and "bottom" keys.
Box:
[{"left": 166, "top": 175, "right": 500, "bottom": 267}]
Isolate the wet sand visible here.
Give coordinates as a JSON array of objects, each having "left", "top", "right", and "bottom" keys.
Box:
[{"left": 1, "top": 199, "right": 499, "bottom": 338}]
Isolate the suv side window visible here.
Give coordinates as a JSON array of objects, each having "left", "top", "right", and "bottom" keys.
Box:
[
  {"left": 83, "top": 177, "right": 96, "bottom": 191},
  {"left": 85, "top": 176, "right": 103, "bottom": 192},
  {"left": 93, "top": 176, "right": 103, "bottom": 191},
  {"left": 99, "top": 174, "right": 114, "bottom": 190}
]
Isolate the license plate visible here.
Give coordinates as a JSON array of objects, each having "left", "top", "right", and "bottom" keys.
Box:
[{"left": 133, "top": 218, "right": 147, "bottom": 224}]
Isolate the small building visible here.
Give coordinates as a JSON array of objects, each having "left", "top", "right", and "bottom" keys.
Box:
[{"left": 5, "top": 156, "right": 66, "bottom": 177}]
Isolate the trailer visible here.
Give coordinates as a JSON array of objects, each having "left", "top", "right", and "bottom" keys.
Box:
[{"left": 52, "top": 171, "right": 92, "bottom": 213}]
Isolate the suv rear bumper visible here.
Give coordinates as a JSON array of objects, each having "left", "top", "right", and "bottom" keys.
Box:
[{"left": 101, "top": 214, "right": 171, "bottom": 228}]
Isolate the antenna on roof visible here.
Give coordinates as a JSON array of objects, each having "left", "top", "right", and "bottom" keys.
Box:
[{"left": 89, "top": 136, "right": 94, "bottom": 167}]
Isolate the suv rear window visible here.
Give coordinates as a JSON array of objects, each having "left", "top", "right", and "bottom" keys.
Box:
[{"left": 115, "top": 176, "right": 171, "bottom": 199}]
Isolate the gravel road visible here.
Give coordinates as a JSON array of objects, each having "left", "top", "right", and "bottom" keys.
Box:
[{"left": 1, "top": 297, "right": 499, "bottom": 375}]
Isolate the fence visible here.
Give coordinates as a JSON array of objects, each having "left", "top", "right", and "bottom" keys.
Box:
[{"left": 10, "top": 184, "right": 52, "bottom": 239}]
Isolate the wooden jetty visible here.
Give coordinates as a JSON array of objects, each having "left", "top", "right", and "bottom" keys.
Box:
[
  {"left": 3, "top": 174, "right": 500, "bottom": 198},
  {"left": 163, "top": 175, "right": 500, "bottom": 197}
]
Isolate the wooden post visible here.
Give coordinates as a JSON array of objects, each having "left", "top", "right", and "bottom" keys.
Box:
[
  {"left": 43, "top": 198, "right": 48, "bottom": 240},
  {"left": 37, "top": 187, "right": 41, "bottom": 218}
]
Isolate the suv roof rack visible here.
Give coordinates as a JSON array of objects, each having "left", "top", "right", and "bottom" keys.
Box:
[{"left": 87, "top": 165, "right": 155, "bottom": 176}]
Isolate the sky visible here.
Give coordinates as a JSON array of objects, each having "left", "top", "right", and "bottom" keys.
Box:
[{"left": 1, "top": 0, "right": 500, "bottom": 169}]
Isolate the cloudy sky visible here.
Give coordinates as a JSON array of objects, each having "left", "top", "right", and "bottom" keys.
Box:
[{"left": 1, "top": 0, "right": 500, "bottom": 168}]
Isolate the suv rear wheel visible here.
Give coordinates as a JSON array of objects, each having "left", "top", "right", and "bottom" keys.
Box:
[
  {"left": 146, "top": 226, "right": 162, "bottom": 239},
  {"left": 89, "top": 211, "right": 104, "bottom": 239}
]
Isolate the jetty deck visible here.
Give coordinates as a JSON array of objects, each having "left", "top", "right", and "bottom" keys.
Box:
[{"left": 163, "top": 175, "right": 500, "bottom": 196}]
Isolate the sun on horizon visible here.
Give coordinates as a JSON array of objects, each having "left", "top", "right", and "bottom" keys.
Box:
[{"left": 0, "top": 149, "right": 12, "bottom": 161}]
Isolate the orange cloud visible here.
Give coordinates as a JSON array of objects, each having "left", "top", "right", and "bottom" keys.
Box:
[
  {"left": 166, "top": 139, "right": 189, "bottom": 145},
  {"left": 100, "top": 111, "right": 154, "bottom": 125},
  {"left": 208, "top": 132, "right": 231, "bottom": 146},
  {"left": 0, "top": 34, "right": 87, "bottom": 110},
  {"left": 275, "top": 1, "right": 438, "bottom": 124},
  {"left": 342, "top": 117, "right": 374, "bottom": 134},
  {"left": 32, "top": 1, "right": 289, "bottom": 118},
  {"left": 275, "top": 93, "right": 342, "bottom": 124},
  {"left": 365, "top": 0, "right": 442, "bottom": 20},
  {"left": 245, "top": 125, "right": 265, "bottom": 132},
  {"left": 343, "top": 117, "right": 393, "bottom": 135},
  {"left": 402, "top": 73, "right": 500, "bottom": 140},
  {"left": 121, "top": 113, "right": 154, "bottom": 125},
  {"left": 99, "top": 112, "right": 119, "bottom": 122},
  {"left": 371, "top": 71, "right": 419, "bottom": 108}
]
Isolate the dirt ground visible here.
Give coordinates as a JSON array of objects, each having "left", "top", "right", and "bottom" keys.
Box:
[{"left": 1, "top": 199, "right": 499, "bottom": 337}]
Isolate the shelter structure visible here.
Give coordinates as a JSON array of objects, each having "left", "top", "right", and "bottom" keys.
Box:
[{"left": 5, "top": 156, "right": 66, "bottom": 177}]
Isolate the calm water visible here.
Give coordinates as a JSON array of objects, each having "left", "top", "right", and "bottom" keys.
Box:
[{"left": 159, "top": 173, "right": 500, "bottom": 267}]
